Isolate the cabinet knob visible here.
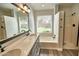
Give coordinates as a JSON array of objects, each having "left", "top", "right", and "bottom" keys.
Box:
[
  {"left": 72, "top": 24, "right": 75, "bottom": 27},
  {"left": 1, "top": 26, "right": 4, "bottom": 29},
  {"left": 72, "top": 12, "right": 76, "bottom": 16},
  {"left": 60, "top": 18, "right": 62, "bottom": 21}
]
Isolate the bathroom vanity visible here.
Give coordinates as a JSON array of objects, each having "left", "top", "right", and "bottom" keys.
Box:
[{"left": 0, "top": 33, "right": 40, "bottom": 56}]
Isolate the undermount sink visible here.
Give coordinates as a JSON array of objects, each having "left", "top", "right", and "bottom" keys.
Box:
[{"left": 2, "top": 49, "right": 22, "bottom": 56}]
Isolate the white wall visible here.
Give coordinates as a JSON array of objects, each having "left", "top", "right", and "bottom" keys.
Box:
[
  {"left": 53, "top": 12, "right": 59, "bottom": 42},
  {"left": 29, "top": 8, "right": 35, "bottom": 33},
  {"left": 35, "top": 9, "right": 54, "bottom": 16}
]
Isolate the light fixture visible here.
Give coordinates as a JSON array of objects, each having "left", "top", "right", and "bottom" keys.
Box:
[
  {"left": 27, "top": 9, "right": 30, "bottom": 13},
  {"left": 12, "top": 3, "right": 30, "bottom": 14},
  {"left": 23, "top": 4, "right": 28, "bottom": 10},
  {"left": 24, "top": 6, "right": 28, "bottom": 10},
  {"left": 17, "top": 7, "right": 21, "bottom": 11},
  {"left": 20, "top": 4, "right": 23, "bottom": 8}
]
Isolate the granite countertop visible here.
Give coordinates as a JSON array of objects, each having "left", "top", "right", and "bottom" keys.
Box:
[{"left": 0, "top": 34, "right": 39, "bottom": 56}]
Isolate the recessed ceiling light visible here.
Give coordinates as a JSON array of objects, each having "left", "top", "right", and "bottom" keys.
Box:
[{"left": 41, "top": 4, "right": 45, "bottom": 7}]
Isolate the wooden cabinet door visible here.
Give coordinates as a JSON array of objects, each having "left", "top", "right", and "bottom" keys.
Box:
[
  {"left": 64, "top": 12, "right": 78, "bottom": 48},
  {"left": 71, "top": 13, "right": 78, "bottom": 47},
  {"left": 59, "top": 11, "right": 65, "bottom": 50},
  {"left": 0, "top": 16, "right": 6, "bottom": 40},
  {"left": 28, "top": 35, "right": 40, "bottom": 56}
]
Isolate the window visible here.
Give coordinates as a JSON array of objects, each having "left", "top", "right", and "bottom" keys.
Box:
[{"left": 37, "top": 15, "right": 52, "bottom": 33}]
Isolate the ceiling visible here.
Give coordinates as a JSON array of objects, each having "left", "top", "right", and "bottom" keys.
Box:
[
  {"left": 28, "top": 3, "right": 55, "bottom": 11},
  {"left": 0, "top": 3, "right": 55, "bottom": 11},
  {"left": 0, "top": 3, "right": 75, "bottom": 10},
  {"left": 0, "top": 3, "right": 16, "bottom": 9}
]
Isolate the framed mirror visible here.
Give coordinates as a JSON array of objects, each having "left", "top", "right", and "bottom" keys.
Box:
[
  {"left": 0, "top": 3, "right": 29, "bottom": 41},
  {"left": 17, "top": 11, "right": 29, "bottom": 33}
]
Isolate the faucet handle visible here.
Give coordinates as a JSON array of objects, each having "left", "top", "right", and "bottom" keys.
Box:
[
  {"left": 0, "top": 45, "right": 1, "bottom": 48},
  {"left": 1, "top": 48, "right": 4, "bottom": 52},
  {"left": 52, "top": 35, "right": 56, "bottom": 38},
  {"left": 0, "top": 45, "right": 6, "bottom": 52},
  {"left": 0, "top": 44, "right": 2, "bottom": 48}
]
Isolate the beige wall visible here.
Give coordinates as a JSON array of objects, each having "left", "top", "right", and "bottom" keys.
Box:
[{"left": 0, "top": 7, "right": 12, "bottom": 16}]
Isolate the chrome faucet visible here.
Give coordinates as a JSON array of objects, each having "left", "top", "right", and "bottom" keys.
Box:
[{"left": 0, "top": 44, "right": 5, "bottom": 52}]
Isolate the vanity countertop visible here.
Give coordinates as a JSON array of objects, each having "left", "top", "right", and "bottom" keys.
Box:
[{"left": 0, "top": 34, "right": 39, "bottom": 56}]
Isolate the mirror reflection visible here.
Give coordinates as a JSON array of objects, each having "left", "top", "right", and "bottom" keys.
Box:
[
  {"left": 17, "top": 11, "right": 29, "bottom": 33},
  {"left": 0, "top": 3, "right": 29, "bottom": 40}
]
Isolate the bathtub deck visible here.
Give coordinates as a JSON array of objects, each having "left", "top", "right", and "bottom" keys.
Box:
[
  {"left": 39, "top": 36, "right": 58, "bottom": 49},
  {"left": 40, "top": 36, "right": 58, "bottom": 43}
]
